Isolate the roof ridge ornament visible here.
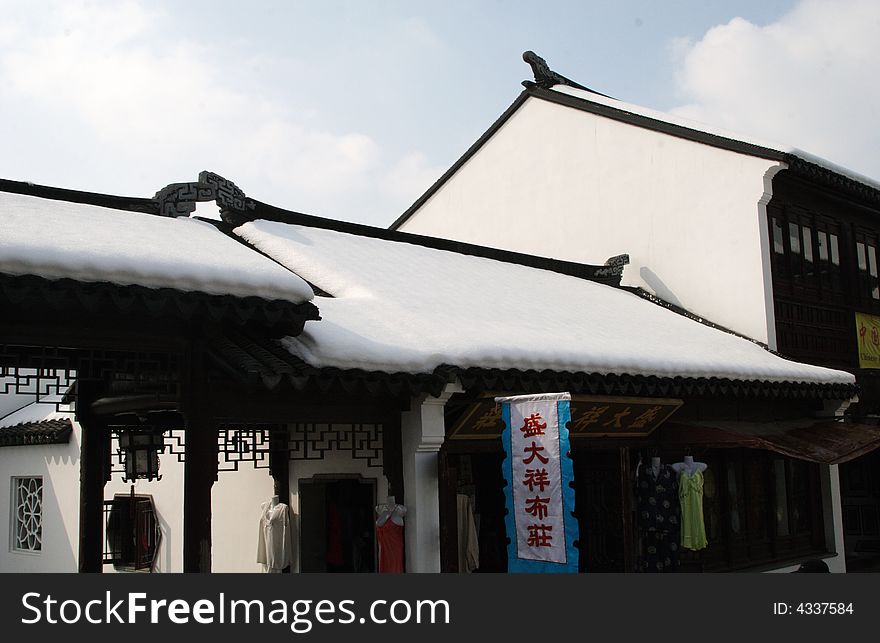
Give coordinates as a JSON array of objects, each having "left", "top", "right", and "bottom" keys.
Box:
[
  {"left": 152, "top": 171, "right": 255, "bottom": 218},
  {"left": 521, "top": 51, "right": 612, "bottom": 98},
  {"left": 592, "top": 253, "right": 630, "bottom": 280}
]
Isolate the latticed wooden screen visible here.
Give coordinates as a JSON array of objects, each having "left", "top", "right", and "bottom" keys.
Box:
[{"left": 13, "top": 477, "right": 43, "bottom": 552}]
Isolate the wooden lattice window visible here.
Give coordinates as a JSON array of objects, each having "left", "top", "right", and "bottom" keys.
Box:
[
  {"left": 103, "top": 494, "right": 161, "bottom": 571},
  {"left": 11, "top": 476, "right": 43, "bottom": 553}
]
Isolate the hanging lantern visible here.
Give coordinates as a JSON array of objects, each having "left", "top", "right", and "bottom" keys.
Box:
[{"left": 118, "top": 428, "right": 165, "bottom": 482}]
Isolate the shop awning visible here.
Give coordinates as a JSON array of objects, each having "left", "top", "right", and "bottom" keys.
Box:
[{"left": 659, "top": 418, "right": 880, "bottom": 465}]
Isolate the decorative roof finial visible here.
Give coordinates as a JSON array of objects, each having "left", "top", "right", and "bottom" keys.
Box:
[{"left": 522, "top": 51, "right": 611, "bottom": 97}]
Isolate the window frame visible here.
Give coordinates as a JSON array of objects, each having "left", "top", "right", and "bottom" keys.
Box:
[
  {"left": 103, "top": 493, "right": 161, "bottom": 572},
  {"left": 10, "top": 476, "right": 43, "bottom": 555}
]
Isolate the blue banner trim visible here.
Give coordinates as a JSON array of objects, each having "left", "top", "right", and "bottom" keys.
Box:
[{"left": 501, "top": 398, "right": 579, "bottom": 573}]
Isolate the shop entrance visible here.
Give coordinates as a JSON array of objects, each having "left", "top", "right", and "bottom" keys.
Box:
[
  {"left": 442, "top": 449, "right": 631, "bottom": 572},
  {"left": 572, "top": 448, "right": 628, "bottom": 572},
  {"left": 299, "top": 477, "right": 376, "bottom": 572}
]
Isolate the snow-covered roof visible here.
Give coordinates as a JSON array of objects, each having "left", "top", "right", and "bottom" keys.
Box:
[
  {"left": 550, "top": 85, "right": 880, "bottom": 193},
  {"left": 235, "top": 219, "right": 854, "bottom": 386},
  {"left": 0, "top": 191, "right": 314, "bottom": 303}
]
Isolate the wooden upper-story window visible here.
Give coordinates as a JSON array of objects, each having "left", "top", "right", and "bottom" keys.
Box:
[
  {"left": 770, "top": 210, "right": 842, "bottom": 296},
  {"left": 854, "top": 231, "right": 880, "bottom": 304}
]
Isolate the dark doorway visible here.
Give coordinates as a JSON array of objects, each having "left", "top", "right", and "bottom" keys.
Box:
[
  {"left": 840, "top": 448, "right": 880, "bottom": 571},
  {"left": 299, "top": 477, "right": 376, "bottom": 573},
  {"left": 572, "top": 448, "right": 626, "bottom": 572}
]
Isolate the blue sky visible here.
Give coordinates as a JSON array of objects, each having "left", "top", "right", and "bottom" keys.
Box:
[{"left": 1, "top": 1, "right": 877, "bottom": 226}]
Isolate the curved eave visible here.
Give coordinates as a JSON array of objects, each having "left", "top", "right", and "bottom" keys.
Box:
[
  {"left": 1, "top": 273, "right": 319, "bottom": 336},
  {"left": 209, "top": 333, "right": 856, "bottom": 401}
]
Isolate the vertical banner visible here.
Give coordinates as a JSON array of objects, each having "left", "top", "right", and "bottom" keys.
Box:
[{"left": 496, "top": 392, "right": 578, "bottom": 573}]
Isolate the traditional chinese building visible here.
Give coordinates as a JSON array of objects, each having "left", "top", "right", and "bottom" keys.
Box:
[
  {"left": 2, "top": 173, "right": 876, "bottom": 573},
  {"left": 392, "top": 52, "right": 880, "bottom": 570}
]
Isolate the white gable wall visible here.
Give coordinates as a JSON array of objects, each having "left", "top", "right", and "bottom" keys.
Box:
[
  {"left": 401, "top": 97, "right": 783, "bottom": 345},
  {"left": 0, "top": 427, "right": 80, "bottom": 572}
]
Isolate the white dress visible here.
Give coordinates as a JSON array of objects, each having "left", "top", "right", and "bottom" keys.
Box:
[{"left": 256, "top": 501, "right": 292, "bottom": 573}]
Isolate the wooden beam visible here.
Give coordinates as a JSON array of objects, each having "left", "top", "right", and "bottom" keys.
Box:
[{"left": 205, "top": 390, "right": 406, "bottom": 425}]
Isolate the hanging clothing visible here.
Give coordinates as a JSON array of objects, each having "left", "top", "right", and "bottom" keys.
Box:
[
  {"left": 678, "top": 469, "right": 708, "bottom": 551},
  {"left": 636, "top": 464, "right": 680, "bottom": 572},
  {"left": 456, "top": 493, "right": 480, "bottom": 573},
  {"left": 642, "top": 530, "right": 679, "bottom": 573},
  {"left": 256, "top": 501, "right": 292, "bottom": 573},
  {"left": 377, "top": 520, "right": 405, "bottom": 573},
  {"left": 325, "top": 503, "right": 345, "bottom": 570}
]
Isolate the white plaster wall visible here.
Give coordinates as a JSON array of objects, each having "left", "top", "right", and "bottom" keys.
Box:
[
  {"left": 287, "top": 424, "right": 388, "bottom": 573},
  {"left": 401, "top": 97, "right": 782, "bottom": 344},
  {"left": 0, "top": 424, "right": 80, "bottom": 572},
  {"left": 211, "top": 462, "right": 275, "bottom": 573},
  {"left": 103, "top": 430, "right": 185, "bottom": 574},
  {"left": 820, "top": 464, "right": 847, "bottom": 573}
]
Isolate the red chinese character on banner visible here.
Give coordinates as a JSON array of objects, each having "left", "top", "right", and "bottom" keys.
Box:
[
  {"left": 522, "top": 441, "right": 549, "bottom": 465},
  {"left": 523, "top": 468, "right": 551, "bottom": 492},
  {"left": 519, "top": 413, "right": 547, "bottom": 437},
  {"left": 527, "top": 524, "right": 553, "bottom": 547},
  {"left": 524, "top": 496, "right": 551, "bottom": 520}
]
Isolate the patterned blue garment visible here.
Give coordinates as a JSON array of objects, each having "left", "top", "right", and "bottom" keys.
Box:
[{"left": 636, "top": 463, "right": 680, "bottom": 572}]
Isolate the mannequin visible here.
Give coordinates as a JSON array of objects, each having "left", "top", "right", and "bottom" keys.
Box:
[
  {"left": 635, "top": 454, "right": 680, "bottom": 572},
  {"left": 375, "top": 496, "right": 406, "bottom": 573},
  {"left": 375, "top": 496, "right": 406, "bottom": 526},
  {"left": 257, "top": 495, "right": 292, "bottom": 573},
  {"left": 671, "top": 455, "right": 707, "bottom": 475},
  {"left": 634, "top": 454, "right": 662, "bottom": 480},
  {"left": 671, "top": 454, "right": 708, "bottom": 551}
]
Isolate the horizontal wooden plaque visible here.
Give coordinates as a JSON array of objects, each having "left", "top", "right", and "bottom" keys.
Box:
[{"left": 448, "top": 395, "right": 683, "bottom": 440}]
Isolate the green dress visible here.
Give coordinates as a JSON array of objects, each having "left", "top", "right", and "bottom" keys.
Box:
[{"left": 678, "top": 469, "right": 708, "bottom": 551}]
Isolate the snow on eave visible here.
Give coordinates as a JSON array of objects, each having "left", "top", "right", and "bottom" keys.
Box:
[
  {"left": 236, "top": 219, "right": 856, "bottom": 388},
  {"left": 0, "top": 190, "right": 315, "bottom": 303},
  {"left": 547, "top": 85, "right": 880, "bottom": 193}
]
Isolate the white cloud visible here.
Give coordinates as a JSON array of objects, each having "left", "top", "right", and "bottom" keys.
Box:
[
  {"left": 670, "top": 0, "right": 880, "bottom": 180},
  {"left": 380, "top": 152, "right": 445, "bottom": 203},
  {"left": 0, "top": 0, "right": 437, "bottom": 225}
]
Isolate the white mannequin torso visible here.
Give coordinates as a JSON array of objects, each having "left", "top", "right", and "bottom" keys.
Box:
[
  {"left": 671, "top": 455, "right": 707, "bottom": 475},
  {"left": 376, "top": 496, "right": 407, "bottom": 527}
]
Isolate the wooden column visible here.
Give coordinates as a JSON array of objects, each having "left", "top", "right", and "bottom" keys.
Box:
[
  {"left": 269, "top": 425, "right": 290, "bottom": 502},
  {"left": 77, "top": 382, "right": 110, "bottom": 573},
  {"left": 268, "top": 425, "right": 291, "bottom": 573},
  {"left": 382, "top": 412, "right": 405, "bottom": 503},
  {"left": 183, "top": 417, "right": 218, "bottom": 573},
  {"left": 619, "top": 446, "right": 635, "bottom": 573},
  {"left": 438, "top": 448, "right": 459, "bottom": 573}
]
